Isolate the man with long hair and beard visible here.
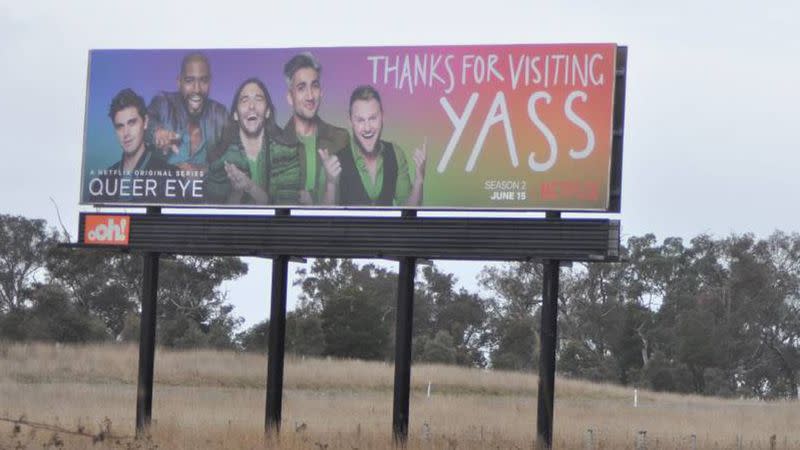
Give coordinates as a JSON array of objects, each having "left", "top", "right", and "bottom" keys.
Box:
[{"left": 206, "top": 78, "right": 301, "bottom": 205}]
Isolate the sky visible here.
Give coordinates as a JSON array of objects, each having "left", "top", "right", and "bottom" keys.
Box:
[{"left": 2, "top": 0, "right": 799, "bottom": 327}]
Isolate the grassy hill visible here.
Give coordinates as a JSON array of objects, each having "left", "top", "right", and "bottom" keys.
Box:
[{"left": 1, "top": 342, "right": 798, "bottom": 449}]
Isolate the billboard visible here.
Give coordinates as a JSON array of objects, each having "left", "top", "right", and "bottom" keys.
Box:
[{"left": 81, "top": 44, "right": 622, "bottom": 211}]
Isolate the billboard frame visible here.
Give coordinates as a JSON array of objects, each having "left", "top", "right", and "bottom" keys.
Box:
[{"left": 79, "top": 44, "right": 627, "bottom": 213}]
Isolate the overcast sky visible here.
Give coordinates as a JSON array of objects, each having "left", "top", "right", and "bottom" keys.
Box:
[{"left": 2, "top": 0, "right": 798, "bottom": 326}]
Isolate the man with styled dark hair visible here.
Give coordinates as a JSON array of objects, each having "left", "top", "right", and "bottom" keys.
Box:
[
  {"left": 146, "top": 51, "right": 227, "bottom": 172},
  {"left": 86, "top": 88, "right": 174, "bottom": 202},
  {"left": 278, "top": 52, "right": 348, "bottom": 205},
  {"left": 108, "top": 88, "right": 147, "bottom": 125},
  {"left": 334, "top": 85, "right": 426, "bottom": 206},
  {"left": 107, "top": 88, "right": 172, "bottom": 174}
]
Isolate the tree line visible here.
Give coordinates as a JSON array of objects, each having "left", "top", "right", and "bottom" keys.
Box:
[{"left": 2, "top": 214, "right": 799, "bottom": 399}]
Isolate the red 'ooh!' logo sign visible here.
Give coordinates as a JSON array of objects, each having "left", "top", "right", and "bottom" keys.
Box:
[{"left": 84, "top": 215, "right": 130, "bottom": 245}]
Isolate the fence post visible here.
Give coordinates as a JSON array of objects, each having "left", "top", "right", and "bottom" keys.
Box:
[{"left": 635, "top": 430, "right": 647, "bottom": 450}]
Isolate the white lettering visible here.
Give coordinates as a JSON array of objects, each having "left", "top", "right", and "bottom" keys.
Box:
[
  {"left": 565, "top": 91, "right": 595, "bottom": 159},
  {"left": 165, "top": 179, "right": 176, "bottom": 197},
  {"left": 527, "top": 92, "right": 558, "bottom": 172},
  {"left": 367, "top": 56, "right": 383, "bottom": 84},
  {"left": 509, "top": 54, "right": 526, "bottom": 90},
  {"left": 399, "top": 55, "right": 413, "bottom": 93},
  {"left": 177, "top": 178, "right": 192, "bottom": 196},
  {"left": 487, "top": 54, "right": 504, "bottom": 83},
  {"left": 444, "top": 55, "right": 456, "bottom": 94},
  {"left": 191, "top": 179, "right": 203, "bottom": 197},
  {"left": 466, "top": 91, "right": 518, "bottom": 172},
  {"left": 146, "top": 179, "right": 157, "bottom": 197},
  {"left": 437, "top": 93, "right": 479, "bottom": 173},
  {"left": 590, "top": 53, "right": 605, "bottom": 86},
  {"left": 461, "top": 55, "right": 475, "bottom": 85},
  {"left": 89, "top": 178, "right": 104, "bottom": 196}
]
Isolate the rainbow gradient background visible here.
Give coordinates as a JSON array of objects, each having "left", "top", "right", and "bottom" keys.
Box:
[{"left": 81, "top": 44, "right": 617, "bottom": 210}]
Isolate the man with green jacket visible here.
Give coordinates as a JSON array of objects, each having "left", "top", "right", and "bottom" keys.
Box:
[
  {"left": 205, "top": 78, "right": 301, "bottom": 205},
  {"left": 280, "top": 52, "right": 348, "bottom": 206}
]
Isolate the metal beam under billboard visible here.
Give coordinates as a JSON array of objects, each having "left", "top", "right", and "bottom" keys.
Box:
[
  {"left": 80, "top": 43, "right": 625, "bottom": 212},
  {"left": 74, "top": 213, "right": 620, "bottom": 261}
]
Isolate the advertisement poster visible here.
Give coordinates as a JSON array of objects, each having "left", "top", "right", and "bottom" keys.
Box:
[{"left": 81, "top": 44, "right": 618, "bottom": 210}]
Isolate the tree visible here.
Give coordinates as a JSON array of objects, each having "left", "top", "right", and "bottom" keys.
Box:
[
  {"left": 0, "top": 282, "right": 109, "bottom": 342},
  {"left": 480, "top": 261, "right": 542, "bottom": 370},
  {"left": 415, "top": 330, "right": 457, "bottom": 364},
  {"left": 558, "top": 255, "right": 641, "bottom": 383},
  {"left": 156, "top": 256, "right": 247, "bottom": 349},
  {"left": 286, "top": 308, "right": 324, "bottom": 356},
  {"left": 294, "top": 259, "right": 490, "bottom": 364},
  {"left": 238, "top": 319, "right": 269, "bottom": 353},
  {"left": 0, "top": 215, "right": 58, "bottom": 313},
  {"left": 237, "top": 307, "right": 325, "bottom": 355},
  {"left": 415, "top": 265, "right": 490, "bottom": 367},
  {"left": 296, "top": 259, "right": 396, "bottom": 359},
  {"left": 733, "top": 232, "right": 800, "bottom": 398},
  {"left": 46, "top": 248, "right": 139, "bottom": 338},
  {"left": 320, "top": 284, "right": 390, "bottom": 359},
  {"left": 490, "top": 316, "right": 539, "bottom": 371}
]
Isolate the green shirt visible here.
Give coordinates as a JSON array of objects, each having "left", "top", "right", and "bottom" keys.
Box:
[
  {"left": 205, "top": 137, "right": 300, "bottom": 205},
  {"left": 298, "top": 134, "right": 317, "bottom": 192},
  {"left": 246, "top": 152, "right": 266, "bottom": 193},
  {"left": 269, "top": 141, "right": 302, "bottom": 205},
  {"left": 348, "top": 134, "right": 413, "bottom": 206},
  {"left": 298, "top": 133, "right": 335, "bottom": 205}
]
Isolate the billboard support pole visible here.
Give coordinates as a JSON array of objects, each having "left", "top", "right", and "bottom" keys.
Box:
[
  {"left": 135, "top": 206, "right": 161, "bottom": 437},
  {"left": 536, "top": 211, "right": 561, "bottom": 450},
  {"left": 392, "top": 210, "right": 417, "bottom": 445},
  {"left": 266, "top": 208, "right": 290, "bottom": 435}
]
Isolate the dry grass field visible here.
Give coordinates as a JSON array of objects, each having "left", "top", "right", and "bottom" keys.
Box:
[{"left": 2, "top": 342, "right": 799, "bottom": 449}]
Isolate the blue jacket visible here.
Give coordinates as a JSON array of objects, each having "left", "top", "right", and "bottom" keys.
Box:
[{"left": 146, "top": 91, "right": 228, "bottom": 166}]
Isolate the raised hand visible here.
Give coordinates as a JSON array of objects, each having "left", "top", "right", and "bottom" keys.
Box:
[
  {"left": 318, "top": 148, "right": 342, "bottom": 185},
  {"left": 154, "top": 128, "right": 181, "bottom": 155},
  {"left": 405, "top": 138, "right": 428, "bottom": 207},
  {"left": 298, "top": 189, "right": 313, "bottom": 205},
  {"left": 224, "top": 161, "right": 250, "bottom": 192},
  {"left": 413, "top": 138, "right": 427, "bottom": 184}
]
